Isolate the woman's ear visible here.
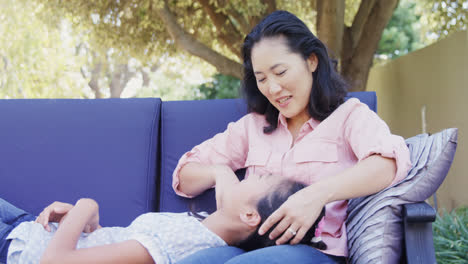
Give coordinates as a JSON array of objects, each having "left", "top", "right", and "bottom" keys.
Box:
[
  {"left": 239, "top": 210, "right": 261, "bottom": 227},
  {"left": 307, "top": 54, "right": 318, "bottom": 73}
]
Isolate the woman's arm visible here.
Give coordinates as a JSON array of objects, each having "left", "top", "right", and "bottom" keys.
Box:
[
  {"left": 40, "top": 198, "right": 154, "bottom": 264},
  {"left": 260, "top": 154, "right": 397, "bottom": 245},
  {"left": 260, "top": 102, "right": 411, "bottom": 245},
  {"left": 313, "top": 154, "right": 396, "bottom": 204}
]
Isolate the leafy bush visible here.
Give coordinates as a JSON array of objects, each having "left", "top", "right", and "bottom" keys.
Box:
[
  {"left": 196, "top": 74, "right": 241, "bottom": 100},
  {"left": 433, "top": 207, "right": 468, "bottom": 264}
]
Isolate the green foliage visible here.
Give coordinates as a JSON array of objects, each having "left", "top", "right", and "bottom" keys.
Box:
[
  {"left": 194, "top": 74, "right": 241, "bottom": 100},
  {"left": 28, "top": 0, "right": 367, "bottom": 66},
  {"left": 421, "top": 0, "right": 468, "bottom": 38},
  {"left": 433, "top": 207, "right": 468, "bottom": 264},
  {"left": 376, "top": 0, "right": 468, "bottom": 60},
  {"left": 0, "top": 0, "right": 89, "bottom": 98},
  {"left": 133, "top": 55, "right": 217, "bottom": 100},
  {"left": 377, "top": 0, "right": 425, "bottom": 58},
  {"left": 4, "top": 0, "right": 467, "bottom": 98}
]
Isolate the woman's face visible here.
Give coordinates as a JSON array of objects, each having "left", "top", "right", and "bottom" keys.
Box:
[{"left": 251, "top": 36, "right": 317, "bottom": 124}]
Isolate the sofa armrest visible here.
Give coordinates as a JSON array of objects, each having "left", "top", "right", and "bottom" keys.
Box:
[{"left": 402, "top": 202, "right": 437, "bottom": 264}]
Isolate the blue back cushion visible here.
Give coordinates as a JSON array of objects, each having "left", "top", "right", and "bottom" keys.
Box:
[
  {"left": 0, "top": 98, "right": 161, "bottom": 227},
  {"left": 159, "top": 99, "right": 248, "bottom": 213},
  {"left": 159, "top": 92, "right": 376, "bottom": 213}
]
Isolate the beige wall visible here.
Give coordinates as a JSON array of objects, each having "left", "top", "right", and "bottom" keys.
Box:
[{"left": 367, "top": 30, "right": 468, "bottom": 211}]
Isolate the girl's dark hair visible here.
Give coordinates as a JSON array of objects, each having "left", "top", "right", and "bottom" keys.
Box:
[
  {"left": 237, "top": 180, "right": 326, "bottom": 251},
  {"left": 241, "top": 10, "right": 348, "bottom": 133}
]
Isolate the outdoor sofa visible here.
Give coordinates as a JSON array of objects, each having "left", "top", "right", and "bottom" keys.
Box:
[{"left": 0, "top": 91, "right": 456, "bottom": 263}]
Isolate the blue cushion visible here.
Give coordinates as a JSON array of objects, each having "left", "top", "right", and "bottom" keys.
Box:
[
  {"left": 159, "top": 99, "right": 248, "bottom": 213},
  {"left": 0, "top": 98, "right": 161, "bottom": 227},
  {"left": 346, "top": 91, "right": 376, "bottom": 112},
  {"left": 159, "top": 92, "right": 376, "bottom": 213}
]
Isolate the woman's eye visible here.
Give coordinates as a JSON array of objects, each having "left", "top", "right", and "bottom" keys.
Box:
[
  {"left": 258, "top": 78, "right": 266, "bottom": 83},
  {"left": 277, "top": 70, "right": 286, "bottom": 76}
]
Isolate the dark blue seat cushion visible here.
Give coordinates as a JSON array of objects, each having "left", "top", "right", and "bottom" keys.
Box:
[
  {"left": 159, "top": 92, "right": 376, "bottom": 213},
  {"left": 0, "top": 98, "right": 161, "bottom": 227}
]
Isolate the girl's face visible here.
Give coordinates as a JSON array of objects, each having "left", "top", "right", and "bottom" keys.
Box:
[
  {"left": 251, "top": 36, "right": 317, "bottom": 125},
  {"left": 222, "top": 174, "right": 281, "bottom": 213}
]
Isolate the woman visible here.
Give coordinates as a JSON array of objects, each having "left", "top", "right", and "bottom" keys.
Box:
[
  {"left": 0, "top": 174, "right": 324, "bottom": 264},
  {"left": 174, "top": 10, "right": 411, "bottom": 264}
]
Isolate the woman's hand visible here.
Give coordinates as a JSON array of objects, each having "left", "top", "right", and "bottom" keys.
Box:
[
  {"left": 36, "top": 201, "right": 74, "bottom": 232},
  {"left": 213, "top": 165, "right": 239, "bottom": 209},
  {"left": 258, "top": 185, "right": 328, "bottom": 245}
]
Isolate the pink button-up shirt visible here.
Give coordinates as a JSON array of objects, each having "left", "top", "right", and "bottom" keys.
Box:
[{"left": 172, "top": 98, "right": 412, "bottom": 256}]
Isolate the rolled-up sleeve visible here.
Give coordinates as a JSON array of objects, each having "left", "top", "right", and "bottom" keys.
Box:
[
  {"left": 344, "top": 103, "right": 412, "bottom": 186},
  {"left": 172, "top": 115, "right": 250, "bottom": 197}
]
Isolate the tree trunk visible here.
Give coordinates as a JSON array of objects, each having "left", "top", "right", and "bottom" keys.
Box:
[
  {"left": 88, "top": 62, "right": 103, "bottom": 99},
  {"left": 109, "top": 64, "right": 135, "bottom": 98},
  {"left": 316, "top": 0, "right": 345, "bottom": 61},
  {"left": 341, "top": 0, "right": 399, "bottom": 91}
]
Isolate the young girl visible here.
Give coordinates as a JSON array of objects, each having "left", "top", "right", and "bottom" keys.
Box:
[{"left": 0, "top": 173, "right": 325, "bottom": 264}]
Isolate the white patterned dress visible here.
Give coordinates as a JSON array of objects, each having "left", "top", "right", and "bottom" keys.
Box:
[{"left": 6, "top": 212, "right": 226, "bottom": 264}]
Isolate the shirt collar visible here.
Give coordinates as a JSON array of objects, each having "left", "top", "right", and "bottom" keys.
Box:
[
  {"left": 277, "top": 113, "right": 320, "bottom": 130},
  {"left": 278, "top": 113, "right": 288, "bottom": 128}
]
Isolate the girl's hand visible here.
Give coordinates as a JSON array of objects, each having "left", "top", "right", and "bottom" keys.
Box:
[
  {"left": 36, "top": 200, "right": 101, "bottom": 233},
  {"left": 36, "top": 201, "right": 74, "bottom": 232},
  {"left": 213, "top": 165, "right": 239, "bottom": 209},
  {"left": 75, "top": 198, "right": 101, "bottom": 233},
  {"left": 83, "top": 207, "right": 100, "bottom": 233},
  {"left": 258, "top": 186, "right": 328, "bottom": 245}
]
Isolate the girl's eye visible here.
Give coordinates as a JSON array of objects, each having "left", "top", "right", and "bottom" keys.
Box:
[{"left": 258, "top": 78, "right": 266, "bottom": 83}]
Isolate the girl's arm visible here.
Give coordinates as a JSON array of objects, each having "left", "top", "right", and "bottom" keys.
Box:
[
  {"left": 36, "top": 201, "right": 102, "bottom": 233},
  {"left": 178, "top": 163, "right": 238, "bottom": 197},
  {"left": 40, "top": 198, "right": 154, "bottom": 264},
  {"left": 178, "top": 162, "right": 218, "bottom": 196}
]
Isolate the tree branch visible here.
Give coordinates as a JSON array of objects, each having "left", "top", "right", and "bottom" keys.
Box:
[
  {"left": 248, "top": 0, "right": 276, "bottom": 29},
  {"left": 264, "top": 0, "right": 277, "bottom": 14},
  {"left": 156, "top": 2, "right": 243, "bottom": 79},
  {"left": 350, "top": 0, "right": 376, "bottom": 49},
  {"left": 80, "top": 67, "right": 87, "bottom": 79},
  {"left": 225, "top": 7, "right": 251, "bottom": 34},
  {"left": 196, "top": 0, "right": 242, "bottom": 58},
  {"left": 1, "top": 54, "right": 8, "bottom": 71}
]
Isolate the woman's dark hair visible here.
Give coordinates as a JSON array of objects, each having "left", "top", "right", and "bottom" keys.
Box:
[
  {"left": 241, "top": 10, "right": 348, "bottom": 133},
  {"left": 237, "top": 179, "right": 326, "bottom": 251}
]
